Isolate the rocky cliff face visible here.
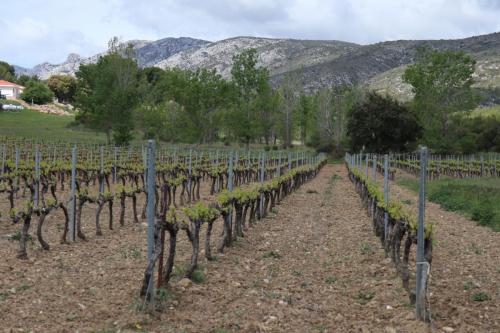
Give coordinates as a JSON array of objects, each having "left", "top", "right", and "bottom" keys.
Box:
[
  {"left": 21, "top": 37, "right": 209, "bottom": 80},
  {"left": 16, "top": 32, "right": 500, "bottom": 93},
  {"left": 155, "top": 37, "right": 359, "bottom": 79},
  {"left": 136, "top": 37, "right": 210, "bottom": 67}
]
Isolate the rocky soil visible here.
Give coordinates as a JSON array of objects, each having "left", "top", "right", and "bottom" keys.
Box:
[{"left": 0, "top": 165, "right": 498, "bottom": 332}]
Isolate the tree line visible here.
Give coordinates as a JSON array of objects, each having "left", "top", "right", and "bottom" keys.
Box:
[{"left": 2, "top": 41, "right": 499, "bottom": 153}]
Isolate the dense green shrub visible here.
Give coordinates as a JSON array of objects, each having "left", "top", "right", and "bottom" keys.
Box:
[
  {"left": 20, "top": 81, "right": 54, "bottom": 105},
  {"left": 347, "top": 92, "right": 422, "bottom": 153}
]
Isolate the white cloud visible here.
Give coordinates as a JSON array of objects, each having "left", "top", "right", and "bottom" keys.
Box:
[{"left": 0, "top": 0, "right": 499, "bottom": 68}]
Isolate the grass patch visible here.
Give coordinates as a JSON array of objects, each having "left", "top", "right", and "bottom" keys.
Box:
[
  {"left": 397, "top": 176, "right": 500, "bottom": 231},
  {"left": 7, "top": 231, "right": 32, "bottom": 242},
  {"left": 0, "top": 109, "right": 106, "bottom": 142},
  {"left": 360, "top": 243, "right": 374, "bottom": 255},
  {"left": 325, "top": 276, "right": 337, "bottom": 284},
  {"left": 472, "top": 292, "right": 491, "bottom": 302},
  {"left": 191, "top": 268, "right": 205, "bottom": 283},
  {"left": 121, "top": 247, "right": 142, "bottom": 259},
  {"left": 263, "top": 250, "right": 282, "bottom": 259},
  {"left": 356, "top": 290, "right": 375, "bottom": 304},
  {"left": 463, "top": 281, "right": 475, "bottom": 291},
  {"left": 396, "top": 176, "right": 419, "bottom": 193}
]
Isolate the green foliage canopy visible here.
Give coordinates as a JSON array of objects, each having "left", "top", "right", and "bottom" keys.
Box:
[
  {"left": 0, "top": 61, "right": 16, "bottom": 82},
  {"left": 20, "top": 81, "right": 54, "bottom": 105},
  {"left": 47, "top": 75, "right": 77, "bottom": 103},
  {"left": 75, "top": 43, "right": 139, "bottom": 145},
  {"left": 403, "top": 47, "right": 478, "bottom": 148},
  {"left": 347, "top": 92, "right": 422, "bottom": 153}
]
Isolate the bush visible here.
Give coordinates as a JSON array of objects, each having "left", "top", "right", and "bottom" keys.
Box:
[
  {"left": 346, "top": 92, "right": 422, "bottom": 152},
  {"left": 21, "top": 81, "right": 54, "bottom": 105},
  {"left": 471, "top": 202, "right": 495, "bottom": 226}
]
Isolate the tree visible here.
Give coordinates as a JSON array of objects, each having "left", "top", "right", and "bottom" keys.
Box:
[
  {"left": 403, "top": 46, "right": 477, "bottom": 147},
  {"left": 47, "top": 75, "right": 77, "bottom": 103},
  {"left": 253, "top": 83, "right": 280, "bottom": 145},
  {"left": 0, "top": 61, "right": 15, "bottom": 82},
  {"left": 17, "top": 75, "right": 39, "bottom": 86},
  {"left": 136, "top": 101, "right": 185, "bottom": 142},
  {"left": 141, "top": 67, "right": 235, "bottom": 143},
  {"left": 296, "top": 94, "right": 314, "bottom": 144},
  {"left": 278, "top": 72, "right": 300, "bottom": 148},
  {"left": 75, "top": 38, "right": 139, "bottom": 145},
  {"left": 230, "top": 48, "right": 269, "bottom": 147},
  {"left": 347, "top": 92, "right": 422, "bottom": 153},
  {"left": 309, "top": 85, "right": 365, "bottom": 153},
  {"left": 20, "top": 81, "right": 54, "bottom": 104}
]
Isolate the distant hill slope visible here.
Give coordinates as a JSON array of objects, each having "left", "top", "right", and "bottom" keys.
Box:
[
  {"left": 271, "top": 32, "right": 500, "bottom": 92},
  {"left": 368, "top": 50, "right": 500, "bottom": 101},
  {"left": 16, "top": 37, "right": 210, "bottom": 80},
  {"left": 12, "top": 32, "right": 500, "bottom": 95},
  {"left": 155, "top": 36, "right": 359, "bottom": 79}
]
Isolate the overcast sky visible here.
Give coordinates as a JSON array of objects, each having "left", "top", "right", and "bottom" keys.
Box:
[{"left": 2, "top": 0, "right": 500, "bottom": 68}]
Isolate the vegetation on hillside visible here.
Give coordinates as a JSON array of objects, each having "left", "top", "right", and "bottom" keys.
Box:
[
  {"left": 2, "top": 40, "right": 500, "bottom": 153},
  {"left": 346, "top": 92, "right": 421, "bottom": 153},
  {"left": 20, "top": 81, "right": 54, "bottom": 105}
]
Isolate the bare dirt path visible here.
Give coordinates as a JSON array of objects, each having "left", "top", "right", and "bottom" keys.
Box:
[
  {"left": 383, "top": 173, "right": 500, "bottom": 333},
  {"left": 2, "top": 165, "right": 431, "bottom": 332}
]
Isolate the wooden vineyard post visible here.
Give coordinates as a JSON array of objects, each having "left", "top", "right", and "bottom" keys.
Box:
[
  {"left": 228, "top": 151, "right": 234, "bottom": 191},
  {"left": 480, "top": 154, "right": 484, "bottom": 177},
  {"left": 215, "top": 150, "right": 219, "bottom": 192},
  {"left": 34, "top": 145, "right": 40, "bottom": 209},
  {"left": 142, "top": 147, "right": 147, "bottom": 196},
  {"left": 383, "top": 154, "right": 389, "bottom": 242},
  {"left": 0, "top": 144, "right": 5, "bottom": 177},
  {"left": 14, "top": 146, "right": 19, "bottom": 196},
  {"left": 145, "top": 140, "right": 156, "bottom": 302},
  {"left": 372, "top": 155, "right": 377, "bottom": 182},
  {"left": 416, "top": 146, "right": 429, "bottom": 321},
  {"left": 288, "top": 151, "right": 292, "bottom": 171},
  {"left": 99, "top": 146, "right": 104, "bottom": 194},
  {"left": 260, "top": 152, "right": 265, "bottom": 217},
  {"left": 365, "top": 153, "right": 369, "bottom": 178},
  {"left": 113, "top": 147, "right": 118, "bottom": 183},
  {"left": 278, "top": 152, "right": 281, "bottom": 177},
  {"left": 69, "top": 146, "right": 77, "bottom": 242}
]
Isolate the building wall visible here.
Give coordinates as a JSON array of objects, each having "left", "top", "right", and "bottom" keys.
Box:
[
  {"left": 0, "top": 86, "right": 23, "bottom": 99},
  {"left": 0, "top": 87, "right": 15, "bottom": 98}
]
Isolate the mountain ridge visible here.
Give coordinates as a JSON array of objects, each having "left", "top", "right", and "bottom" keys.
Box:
[{"left": 10, "top": 32, "right": 500, "bottom": 94}]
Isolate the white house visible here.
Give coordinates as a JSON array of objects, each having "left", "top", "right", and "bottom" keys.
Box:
[{"left": 0, "top": 80, "right": 24, "bottom": 99}]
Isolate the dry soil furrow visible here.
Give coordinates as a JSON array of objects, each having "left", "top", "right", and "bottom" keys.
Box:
[{"left": 383, "top": 174, "right": 500, "bottom": 332}]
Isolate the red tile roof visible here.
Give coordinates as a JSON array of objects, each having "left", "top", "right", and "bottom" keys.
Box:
[{"left": 0, "top": 80, "right": 24, "bottom": 88}]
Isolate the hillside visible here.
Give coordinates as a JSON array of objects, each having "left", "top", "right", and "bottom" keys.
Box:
[
  {"left": 16, "top": 37, "right": 210, "bottom": 80},
  {"left": 368, "top": 50, "right": 500, "bottom": 101},
  {"left": 156, "top": 37, "right": 359, "bottom": 79},
  {"left": 13, "top": 32, "right": 500, "bottom": 94}
]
